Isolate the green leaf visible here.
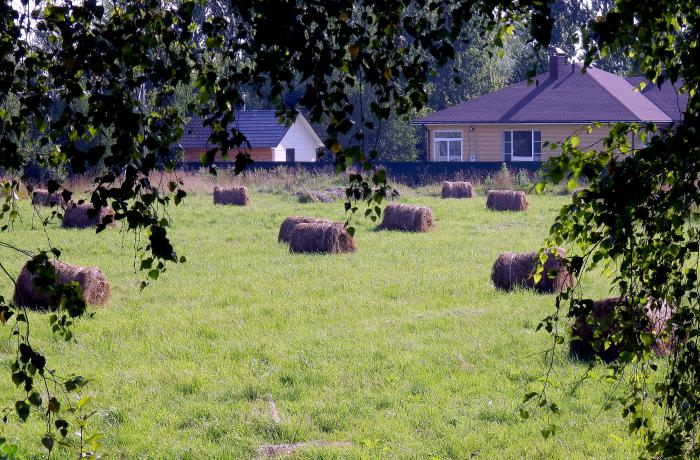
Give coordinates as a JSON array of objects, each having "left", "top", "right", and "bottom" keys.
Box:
[
  {"left": 541, "top": 424, "right": 557, "bottom": 439},
  {"left": 15, "top": 401, "right": 30, "bottom": 422},
  {"left": 77, "top": 396, "right": 91, "bottom": 409},
  {"left": 28, "top": 392, "right": 42, "bottom": 407},
  {"left": 1, "top": 443, "right": 18, "bottom": 456},
  {"left": 640, "top": 332, "right": 654, "bottom": 347},
  {"left": 41, "top": 435, "right": 54, "bottom": 451},
  {"left": 85, "top": 432, "right": 103, "bottom": 450},
  {"left": 11, "top": 372, "right": 24, "bottom": 387}
]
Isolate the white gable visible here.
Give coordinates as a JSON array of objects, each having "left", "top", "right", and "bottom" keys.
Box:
[{"left": 275, "top": 115, "right": 324, "bottom": 162}]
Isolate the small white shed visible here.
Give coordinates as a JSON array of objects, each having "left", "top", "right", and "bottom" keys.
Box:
[{"left": 272, "top": 114, "right": 325, "bottom": 162}]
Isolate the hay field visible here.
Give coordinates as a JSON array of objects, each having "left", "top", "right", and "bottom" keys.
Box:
[{"left": 0, "top": 187, "right": 638, "bottom": 458}]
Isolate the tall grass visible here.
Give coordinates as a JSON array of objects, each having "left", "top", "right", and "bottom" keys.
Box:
[{"left": 7, "top": 164, "right": 575, "bottom": 203}]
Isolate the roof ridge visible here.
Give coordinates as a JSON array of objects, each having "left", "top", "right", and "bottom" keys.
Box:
[{"left": 235, "top": 109, "right": 278, "bottom": 112}]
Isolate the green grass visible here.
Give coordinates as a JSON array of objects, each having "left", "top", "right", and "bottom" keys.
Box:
[{"left": 0, "top": 191, "right": 639, "bottom": 459}]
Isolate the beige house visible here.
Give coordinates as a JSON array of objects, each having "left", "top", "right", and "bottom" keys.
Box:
[{"left": 415, "top": 49, "right": 686, "bottom": 163}]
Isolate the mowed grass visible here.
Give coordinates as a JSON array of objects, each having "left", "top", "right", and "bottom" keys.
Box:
[{"left": 0, "top": 191, "right": 639, "bottom": 459}]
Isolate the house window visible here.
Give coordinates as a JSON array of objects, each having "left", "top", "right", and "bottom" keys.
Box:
[
  {"left": 433, "top": 131, "right": 462, "bottom": 161},
  {"left": 503, "top": 130, "right": 542, "bottom": 161}
]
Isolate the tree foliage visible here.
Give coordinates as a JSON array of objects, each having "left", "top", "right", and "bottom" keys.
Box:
[{"left": 532, "top": 1, "right": 700, "bottom": 457}]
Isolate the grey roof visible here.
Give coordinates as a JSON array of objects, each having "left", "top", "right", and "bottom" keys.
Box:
[
  {"left": 181, "top": 110, "right": 291, "bottom": 149},
  {"left": 416, "top": 61, "right": 685, "bottom": 125}
]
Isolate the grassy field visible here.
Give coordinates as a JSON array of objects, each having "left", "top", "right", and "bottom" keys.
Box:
[{"left": 0, "top": 187, "right": 640, "bottom": 459}]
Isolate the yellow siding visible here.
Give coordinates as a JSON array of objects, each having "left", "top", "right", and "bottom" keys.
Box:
[{"left": 426, "top": 124, "right": 616, "bottom": 162}]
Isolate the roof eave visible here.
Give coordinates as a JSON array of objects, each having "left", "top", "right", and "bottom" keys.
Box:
[{"left": 414, "top": 119, "right": 671, "bottom": 125}]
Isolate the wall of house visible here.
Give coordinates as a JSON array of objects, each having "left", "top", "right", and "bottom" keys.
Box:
[
  {"left": 272, "top": 146, "right": 286, "bottom": 161},
  {"left": 277, "top": 118, "right": 320, "bottom": 162},
  {"left": 425, "top": 124, "right": 615, "bottom": 162},
  {"left": 183, "top": 147, "right": 274, "bottom": 163}
]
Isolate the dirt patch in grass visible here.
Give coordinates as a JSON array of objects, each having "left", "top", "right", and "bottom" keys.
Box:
[{"left": 257, "top": 441, "right": 352, "bottom": 458}]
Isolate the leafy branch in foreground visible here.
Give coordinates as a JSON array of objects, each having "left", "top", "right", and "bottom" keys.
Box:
[
  {"left": 520, "top": 0, "right": 700, "bottom": 455},
  {"left": 533, "top": 119, "right": 700, "bottom": 456},
  {"left": 0, "top": 245, "right": 100, "bottom": 457}
]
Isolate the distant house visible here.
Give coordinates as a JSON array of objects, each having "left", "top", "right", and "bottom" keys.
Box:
[
  {"left": 180, "top": 110, "right": 324, "bottom": 163},
  {"left": 415, "top": 48, "right": 687, "bottom": 163}
]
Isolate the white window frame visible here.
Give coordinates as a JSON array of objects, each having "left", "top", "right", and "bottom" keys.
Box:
[
  {"left": 503, "top": 130, "right": 542, "bottom": 162},
  {"left": 433, "top": 131, "right": 463, "bottom": 162}
]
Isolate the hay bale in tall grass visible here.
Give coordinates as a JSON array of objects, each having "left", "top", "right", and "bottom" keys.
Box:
[
  {"left": 278, "top": 216, "right": 332, "bottom": 243},
  {"left": 491, "top": 248, "right": 574, "bottom": 293},
  {"left": 295, "top": 189, "right": 333, "bottom": 203},
  {"left": 441, "top": 181, "right": 473, "bottom": 199},
  {"left": 295, "top": 187, "right": 347, "bottom": 203},
  {"left": 486, "top": 190, "right": 528, "bottom": 211},
  {"left": 379, "top": 203, "right": 433, "bottom": 232},
  {"left": 213, "top": 186, "right": 249, "bottom": 206},
  {"left": 569, "top": 298, "right": 675, "bottom": 362},
  {"left": 288, "top": 222, "right": 356, "bottom": 254},
  {"left": 31, "top": 189, "right": 64, "bottom": 207},
  {"left": 325, "top": 187, "right": 347, "bottom": 199},
  {"left": 62, "top": 202, "right": 115, "bottom": 228},
  {"left": 13, "top": 260, "right": 110, "bottom": 309}
]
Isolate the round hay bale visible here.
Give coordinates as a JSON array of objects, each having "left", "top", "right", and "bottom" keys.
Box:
[
  {"left": 62, "top": 202, "right": 116, "bottom": 229},
  {"left": 325, "top": 187, "right": 347, "bottom": 199},
  {"left": 441, "top": 181, "right": 473, "bottom": 199},
  {"left": 491, "top": 248, "right": 575, "bottom": 293},
  {"left": 378, "top": 203, "right": 433, "bottom": 232},
  {"left": 486, "top": 190, "right": 528, "bottom": 211},
  {"left": 295, "top": 190, "right": 333, "bottom": 203},
  {"left": 278, "top": 216, "right": 333, "bottom": 243},
  {"left": 13, "top": 260, "right": 110, "bottom": 309},
  {"left": 31, "top": 189, "right": 64, "bottom": 207},
  {"left": 288, "top": 222, "right": 356, "bottom": 254},
  {"left": 569, "top": 298, "right": 675, "bottom": 362},
  {"left": 213, "top": 186, "right": 249, "bottom": 206}
]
